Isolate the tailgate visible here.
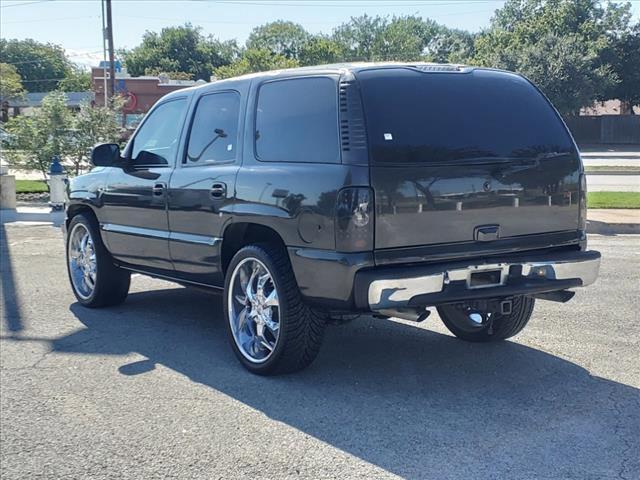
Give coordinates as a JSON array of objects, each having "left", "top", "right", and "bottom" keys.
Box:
[
  {"left": 372, "top": 157, "right": 580, "bottom": 248},
  {"left": 356, "top": 66, "right": 582, "bottom": 250}
]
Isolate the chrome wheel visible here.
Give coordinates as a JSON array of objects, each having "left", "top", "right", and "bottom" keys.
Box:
[
  {"left": 228, "top": 257, "right": 280, "bottom": 363},
  {"left": 68, "top": 223, "right": 97, "bottom": 300},
  {"left": 447, "top": 307, "right": 493, "bottom": 333}
]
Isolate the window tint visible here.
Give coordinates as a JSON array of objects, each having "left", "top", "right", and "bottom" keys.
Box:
[
  {"left": 358, "top": 68, "right": 574, "bottom": 164},
  {"left": 186, "top": 92, "right": 240, "bottom": 164},
  {"left": 131, "top": 98, "right": 188, "bottom": 166},
  {"left": 256, "top": 77, "right": 340, "bottom": 163}
]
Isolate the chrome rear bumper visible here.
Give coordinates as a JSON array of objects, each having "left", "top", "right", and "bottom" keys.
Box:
[{"left": 355, "top": 250, "right": 601, "bottom": 311}]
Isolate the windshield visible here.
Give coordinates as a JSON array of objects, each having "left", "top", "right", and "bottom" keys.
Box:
[{"left": 358, "top": 68, "right": 575, "bottom": 164}]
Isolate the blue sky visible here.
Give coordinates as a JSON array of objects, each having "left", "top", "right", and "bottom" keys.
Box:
[{"left": 2, "top": 0, "right": 640, "bottom": 68}]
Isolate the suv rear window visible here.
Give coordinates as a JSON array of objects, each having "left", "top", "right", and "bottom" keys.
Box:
[
  {"left": 358, "top": 68, "right": 574, "bottom": 164},
  {"left": 255, "top": 77, "right": 340, "bottom": 163}
]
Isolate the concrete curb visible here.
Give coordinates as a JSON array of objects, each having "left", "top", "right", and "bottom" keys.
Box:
[{"left": 586, "top": 220, "right": 640, "bottom": 235}]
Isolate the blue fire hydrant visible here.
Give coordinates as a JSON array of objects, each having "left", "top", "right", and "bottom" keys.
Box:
[{"left": 48, "top": 156, "right": 67, "bottom": 211}]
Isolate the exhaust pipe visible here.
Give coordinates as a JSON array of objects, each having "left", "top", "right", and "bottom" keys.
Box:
[{"left": 376, "top": 308, "right": 431, "bottom": 323}]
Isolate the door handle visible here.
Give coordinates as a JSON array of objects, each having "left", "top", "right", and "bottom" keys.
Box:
[
  {"left": 152, "top": 182, "right": 166, "bottom": 196},
  {"left": 210, "top": 182, "right": 227, "bottom": 199}
]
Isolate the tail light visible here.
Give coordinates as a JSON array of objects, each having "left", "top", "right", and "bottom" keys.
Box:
[
  {"left": 578, "top": 173, "right": 587, "bottom": 231},
  {"left": 335, "top": 187, "right": 373, "bottom": 252}
]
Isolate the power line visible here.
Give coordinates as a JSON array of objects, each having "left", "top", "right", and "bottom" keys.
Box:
[{"left": 0, "top": 0, "right": 51, "bottom": 8}]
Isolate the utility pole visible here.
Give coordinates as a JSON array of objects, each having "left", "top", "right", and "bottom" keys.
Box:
[
  {"left": 101, "top": 0, "right": 108, "bottom": 106},
  {"left": 105, "top": 0, "right": 116, "bottom": 99}
]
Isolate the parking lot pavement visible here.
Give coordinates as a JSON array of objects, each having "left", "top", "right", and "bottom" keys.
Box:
[{"left": 1, "top": 223, "right": 639, "bottom": 480}]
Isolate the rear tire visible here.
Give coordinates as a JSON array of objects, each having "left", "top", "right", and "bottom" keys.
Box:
[
  {"left": 224, "top": 243, "right": 326, "bottom": 375},
  {"left": 437, "top": 296, "right": 535, "bottom": 342},
  {"left": 66, "top": 213, "right": 130, "bottom": 308}
]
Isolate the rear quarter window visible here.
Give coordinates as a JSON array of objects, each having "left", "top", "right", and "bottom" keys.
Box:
[
  {"left": 358, "top": 68, "right": 575, "bottom": 164},
  {"left": 255, "top": 76, "right": 340, "bottom": 163}
]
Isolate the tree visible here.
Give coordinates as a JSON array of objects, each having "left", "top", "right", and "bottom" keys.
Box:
[
  {"left": 427, "top": 28, "right": 476, "bottom": 64},
  {"left": 246, "top": 21, "right": 310, "bottom": 59},
  {"left": 332, "top": 14, "right": 387, "bottom": 61},
  {"left": 517, "top": 33, "right": 616, "bottom": 115},
  {"left": 214, "top": 49, "right": 298, "bottom": 79},
  {"left": 602, "top": 22, "right": 640, "bottom": 112},
  {"left": 0, "top": 39, "right": 72, "bottom": 92},
  {"left": 473, "top": 0, "right": 631, "bottom": 115},
  {"left": 375, "top": 16, "right": 440, "bottom": 61},
  {"left": 4, "top": 92, "right": 124, "bottom": 178},
  {"left": 4, "top": 91, "right": 72, "bottom": 179},
  {"left": 67, "top": 101, "right": 123, "bottom": 175},
  {"left": 58, "top": 67, "right": 91, "bottom": 92},
  {"left": 298, "top": 36, "right": 344, "bottom": 66},
  {"left": 0, "top": 63, "right": 25, "bottom": 101},
  {"left": 122, "top": 24, "right": 239, "bottom": 81}
]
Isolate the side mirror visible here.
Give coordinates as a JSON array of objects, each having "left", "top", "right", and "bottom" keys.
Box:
[{"left": 91, "top": 143, "right": 121, "bottom": 167}]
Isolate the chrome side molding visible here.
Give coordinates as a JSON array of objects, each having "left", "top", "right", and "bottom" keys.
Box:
[{"left": 101, "top": 223, "right": 220, "bottom": 246}]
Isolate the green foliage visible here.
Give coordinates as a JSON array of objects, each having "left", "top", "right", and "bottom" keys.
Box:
[
  {"left": 0, "top": 38, "right": 73, "bottom": 92},
  {"left": 473, "top": 0, "right": 634, "bottom": 115},
  {"left": 0, "top": 63, "right": 25, "bottom": 100},
  {"left": 332, "top": 14, "right": 386, "bottom": 61},
  {"left": 246, "top": 21, "right": 310, "bottom": 59},
  {"left": 57, "top": 68, "right": 91, "bottom": 92},
  {"left": 298, "top": 36, "right": 344, "bottom": 66},
  {"left": 215, "top": 49, "right": 298, "bottom": 79},
  {"left": 375, "top": 16, "right": 440, "bottom": 62},
  {"left": 601, "top": 23, "right": 640, "bottom": 110},
  {"left": 427, "top": 28, "right": 476, "bottom": 63},
  {"left": 4, "top": 91, "right": 72, "bottom": 178},
  {"left": 67, "top": 100, "right": 123, "bottom": 175},
  {"left": 122, "top": 24, "right": 238, "bottom": 81},
  {"left": 3, "top": 91, "right": 123, "bottom": 178}
]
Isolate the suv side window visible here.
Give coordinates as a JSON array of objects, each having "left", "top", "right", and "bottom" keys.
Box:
[
  {"left": 186, "top": 92, "right": 240, "bottom": 164},
  {"left": 255, "top": 77, "right": 340, "bottom": 163},
  {"left": 130, "top": 98, "right": 188, "bottom": 167}
]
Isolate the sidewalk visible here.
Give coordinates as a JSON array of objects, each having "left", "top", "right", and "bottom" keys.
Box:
[{"left": 587, "top": 209, "right": 640, "bottom": 234}]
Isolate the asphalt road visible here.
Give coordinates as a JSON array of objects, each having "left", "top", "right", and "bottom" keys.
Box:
[{"left": 1, "top": 223, "right": 639, "bottom": 480}]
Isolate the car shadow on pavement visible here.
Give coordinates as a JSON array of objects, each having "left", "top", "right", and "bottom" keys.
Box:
[{"left": 61, "top": 287, "right": 639, "bottom": 479}]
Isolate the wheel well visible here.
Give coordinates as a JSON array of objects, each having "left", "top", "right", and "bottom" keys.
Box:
[
  {"left": 66, "top": 205, "right": 98, "bottom": 228},
  {"left": 221, "top": 223, "right": 287, "bottom": 274}
]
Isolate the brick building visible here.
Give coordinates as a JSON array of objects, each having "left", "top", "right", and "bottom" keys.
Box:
[{"left": 91, "top": 63, "right": 204, "bottom": 127}]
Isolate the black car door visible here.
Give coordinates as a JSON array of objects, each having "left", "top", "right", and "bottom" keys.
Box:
[
  {"left": 100, "top": 97, "right": 189, "bottom": 273},
  {"left": 166, "top": 91, "right": 242, "bottom": 286}
]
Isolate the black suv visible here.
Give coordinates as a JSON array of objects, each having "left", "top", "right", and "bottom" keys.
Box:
[{"left": 65, "top": 63, "right": 601, "bottom": 374}]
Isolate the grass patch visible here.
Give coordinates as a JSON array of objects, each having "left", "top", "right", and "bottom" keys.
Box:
[
  {"left": 588, "top": 192, "right": 640, "bottom": 209},
  {"left": 15, "top": 179, "right": 48, "bottom": 194}
]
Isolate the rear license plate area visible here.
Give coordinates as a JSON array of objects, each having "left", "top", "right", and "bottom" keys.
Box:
[{"left": 469, "top": 269, "right": 503, "bottom": 289}]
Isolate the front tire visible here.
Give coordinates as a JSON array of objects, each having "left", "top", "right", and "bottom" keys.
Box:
[
  {"left": 66, "top": 213, "right": 130, "bottom": 308},
  {"left": 223, "top": 244, "right": 326, "bottom": 375},
  {"left": 437, "top": 296, "right": 535, "bottom": 342}
]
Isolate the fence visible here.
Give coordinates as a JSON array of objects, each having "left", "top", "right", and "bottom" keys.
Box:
[{"left": 564, "top": 115, "right": 640, "bottom": 145}]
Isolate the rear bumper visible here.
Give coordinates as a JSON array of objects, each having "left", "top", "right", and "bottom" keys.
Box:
[{"left": 354, "top": 250, "right": 601, "bottom": 311}]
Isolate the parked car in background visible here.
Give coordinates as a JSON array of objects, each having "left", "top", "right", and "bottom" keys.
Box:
[{"left": 64, "top": 63, "right": 601, "bottom": 375}]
